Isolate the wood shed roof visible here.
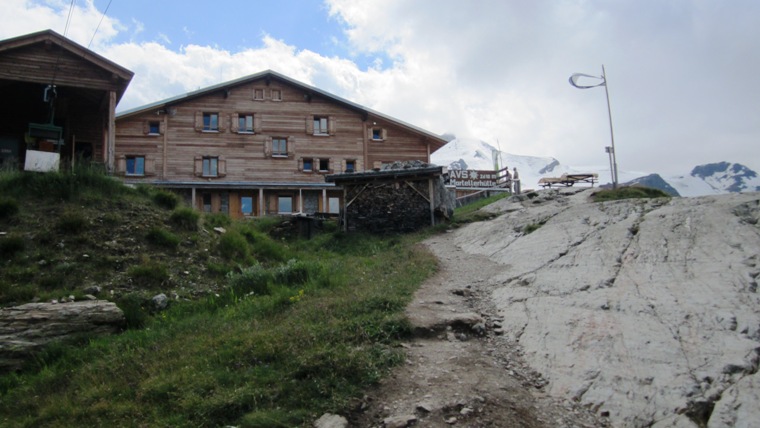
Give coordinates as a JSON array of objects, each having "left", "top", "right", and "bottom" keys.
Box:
[{"left": 0, "top": 29, "right": 133, "bottom": 102}]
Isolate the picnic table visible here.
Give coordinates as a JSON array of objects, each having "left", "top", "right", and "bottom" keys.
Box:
[{"left": 538, "top": 173, "right": 598, "bottom": 188}]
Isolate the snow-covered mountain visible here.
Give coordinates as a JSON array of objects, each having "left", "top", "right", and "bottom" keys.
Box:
[{"left": 432, "top": 138, "right": 760, "bottom": 197}]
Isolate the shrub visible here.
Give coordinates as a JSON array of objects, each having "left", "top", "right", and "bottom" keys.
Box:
[
  {"left": 145, "top": 227, "right": 180, "bottom": 249},
  {"left": 152, "top": 189, "right": 180, "bottom": 210},
  {"left": 56, "top": 211, "right": 88, "bottom": 234},
  {"left": 273, "top": 259, "right": 317, "bottom": 286},
  {"left": 128, "top": 259, "right": 169, "bottom": 287},
  {"left": 227, "top": 263, "right": 272, "bottom": 295},
  {"left": 0, "top": 234, "right": 25, "bottom": 258},
  {"left": 0, "top": 197, "right": 19, "bottom": 219},
  {"left": 218, "top": 231, "right": 252, "bottom": 263},
  {"left": 170, "top": 207, "right": 200, "bottom": 231},
  {"left": 240, "top": 228, "right": 288, "bottom": 262},
  {"left": 204, "top": 213, "right": 232, "bottom": 229},
  {"left": 117, "top": 293, "right": 149, "bottom": 329}
]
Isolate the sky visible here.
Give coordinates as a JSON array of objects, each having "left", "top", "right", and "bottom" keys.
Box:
[{"left": 2, "top": 0, "right": 759, "bottom": 179}]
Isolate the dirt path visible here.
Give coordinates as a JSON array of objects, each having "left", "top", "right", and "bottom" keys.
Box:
[{"left": 349, "top": 230, "right": 609, "bottom": 428}]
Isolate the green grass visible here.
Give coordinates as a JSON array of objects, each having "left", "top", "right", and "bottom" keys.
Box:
[
  {"left": 0, "top": 165, "right": 441, "bottom": 427},
  {"left": 0, "top": 231, "right": 436, "bottom": 427},
  {"left": 591, "top": 186, "right": 670, "bottom": 202}
]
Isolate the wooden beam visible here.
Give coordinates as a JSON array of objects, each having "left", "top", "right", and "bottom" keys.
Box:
[
  {"left": 429, "top": 178, "right": 435, "bottom": 226},
  {"left": 106, "top": 90, "right": 116, "bottom": 173}
]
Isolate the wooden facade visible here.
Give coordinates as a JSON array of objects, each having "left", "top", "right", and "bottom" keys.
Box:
[
  {"left": 115, "top": 70, "right": 447, "bottom": 218},
  {"left": 0, "top": 30, "right": 133, "bottom": 171}
]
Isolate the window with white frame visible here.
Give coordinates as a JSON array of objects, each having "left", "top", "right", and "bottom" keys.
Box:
[
  {"left": 202, "top": 156, "right": 219, "bottom": 177},
  {"left": 319, "top": 158, "right": 329, "bottom": 172},
  {"left": 126, "top": 156, "right": 145, "bottom": 176},
  {"left": 238, "top": 114, "right": 254, "bottom": 133},
  {"left": 241, "top": 196, "right": 254, "bottom": 216},
  {"left": 303, "top": 158, "right": 313, "bottom": 172},
  {"left": 345, "top": 160, "right": 356, "bottom": 173},
  {"left": 272, "top": 138, "right": 288, "bottom": 157},
  {"left": 203, "top": 112, "right": 219, "bottom": 131},
  {"left": 313, "top": 116, "right": 328, "bottom": 135}
]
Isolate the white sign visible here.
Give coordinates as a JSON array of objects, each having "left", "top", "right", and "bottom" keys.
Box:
[{"left": 24, "top": 150, "right": 60, "bottom": 172}]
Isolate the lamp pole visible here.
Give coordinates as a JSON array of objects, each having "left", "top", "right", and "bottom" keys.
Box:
[{"left": 601, "top": 65, "right": 618, "bottom": 189}]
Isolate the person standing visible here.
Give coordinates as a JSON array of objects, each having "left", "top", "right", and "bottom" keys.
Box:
[{"left": 513, "top": 167, "right": 521, "bottom": 194}]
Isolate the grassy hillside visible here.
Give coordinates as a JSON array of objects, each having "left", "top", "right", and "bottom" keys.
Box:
[{"left": 0, "top": 166, "right": 437, "bottom": 427}]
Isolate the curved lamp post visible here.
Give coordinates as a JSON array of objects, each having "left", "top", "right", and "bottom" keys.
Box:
[{"left": 569, "top": 65, "right": 618, "bottom": 189}]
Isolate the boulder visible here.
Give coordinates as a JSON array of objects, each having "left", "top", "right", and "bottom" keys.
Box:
[{"left": 0, "top": 300, "right": 125, "bottom": 371}]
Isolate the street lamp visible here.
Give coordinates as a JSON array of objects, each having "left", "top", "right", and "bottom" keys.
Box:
[{"left": 570, "top": 65, "right": 619, "bottom": 189}]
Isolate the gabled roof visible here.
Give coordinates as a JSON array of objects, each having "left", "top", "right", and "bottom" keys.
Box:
[
  {"left": 0, "top": 29, "right": 133, "bottom": 101},
  {"left": 116, "top": 69, "right": 447, "bottom": 152}
]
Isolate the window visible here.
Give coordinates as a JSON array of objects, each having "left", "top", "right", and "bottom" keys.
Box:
[
  {"left": 278, "top": 196, "right": 293, "bottom": 214},
  {"left": 202, "top": 157, "right": 218, "bottom": 177},
  {"left": 328, "top": 197, "right": 340, "bottom": 214},
  {"left": 271, "top": 89, "right": 282, "bottom": 101},
  {"left": 241, "top": 196, "right": 254, "bottom": 216},
  {"left": 148, "top": 121, "right": 160, "bottom": 135},
  {"left": 126, "top": 156, "right": 145, "bottom": 176},
  {"left": 313, "top": 116, "right": 328, "bottom": 135},
  {"left": 345, "top": 160, "right": 355, "bottom": 173},
  {"left": 238, "top": 114, "right": 254, "bottom": 133},
  {"left": 253, "top": 88, "right": 264, "bottom": 100},
  {"left": 272, "top": 138, "right": 288, "bottom": 157},
  {"left": 202, "top": 194, "right": 212, "bottom": 213},
  {"left": 319, "top": 159, "right": 329, "bottom": 172},
  {"left": 203, "top": 112, "right": 219, "bottom": 131},
  {"left": 372, "top": 128, "right": 382, "bottom": 140},
  {"left": 303, "top": 158, "right": 313, "bottom": 172}
]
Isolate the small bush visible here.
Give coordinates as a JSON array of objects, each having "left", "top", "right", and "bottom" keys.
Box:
[
  {"left": 240, "top": 228, "right": 288, "bottom": 262},
  {"left": 273, "top": 259, "right": 317, "bottom": 286},
  {"left": 227, "top": 264, "right": 272, "bottom": 295},
  {"left": 145, "top": 227, "right": 180, "bottom": 249},
  {"left": 56, "top": 211, "right": 88, "bottom": 234},
  {"left": 0, "top": 197, "right": 19, "bottom": 219},
  {"left": 523, "top": 222, "right": 542, "bottom": 234},
  {"left": 152, "top": 189, "right": 180, "bottom": 210},
  {"left": 170, "top": 207, "right": 200, "bottom": 231},
  {"left": 117, "top": 293, "right": 149, "bottom": 329},
  {"left": 204, "top": 213, "right": 232, "bottom": 229},
  {"left": 0, "top": 234, "right": 25, "bottom": 258},
  {"left": 128, "top": 258, "right": 169, "bottom": 287},
  {"left": 218, "top": 231, "right": 252, "bottom": 263}
]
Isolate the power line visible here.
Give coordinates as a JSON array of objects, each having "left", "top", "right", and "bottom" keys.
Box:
[
  {"left": 88, "top": 0, "right": 114, "bottom": 49},
  {"left": 62, "top": 0, "right": 76, "bottom": 37}
]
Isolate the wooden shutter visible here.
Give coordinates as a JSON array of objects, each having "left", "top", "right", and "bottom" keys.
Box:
[
  {"left": 144, "top": 157, "right": 155, "bottom": 176},
  {"left": 382, "top": 128, "right": 388, "bottom": 140},
  {"left": 194, "top": 111, "right": 203, "bottom": 131},
  {"left": 230, "top": 114, "right": 239, "bottom": 133},
  {"left": 264, "top": 137, "right": 272, "bottom": 156},
  {"left": 194, "top": 156, "right": 203, "bottom": 176},
  {"left": 218, "top": 113, "right": 227, "bottom": 133},
  {"left": 142, "top": 121, "right": 150, "bottom": 135},
  {"left": 305, "top": 116, "right": 314, "bottom": 134},
  {"left": 253, "top": 114, "right": 262, "bottom": 133},
  {"left": 328, "top": 116, "right": 336, "bottom": 135},
  {"left": 159, "top": 120, "right": 166, "bottom": 134},
  {"left": 116, "top": 155, "right": 126, "bottom": 174},
  {"left": 218, "top": 158, "right": 227, "bottom": 177}
]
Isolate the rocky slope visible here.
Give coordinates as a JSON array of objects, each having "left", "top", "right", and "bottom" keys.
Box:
[{"left": 447, "top": 189, "right": 760, "bottom": 427}]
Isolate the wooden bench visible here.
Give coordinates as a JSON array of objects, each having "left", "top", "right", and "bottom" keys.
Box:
[{"left": 538, "top": 173, "right": 598, "bottom": 188}]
